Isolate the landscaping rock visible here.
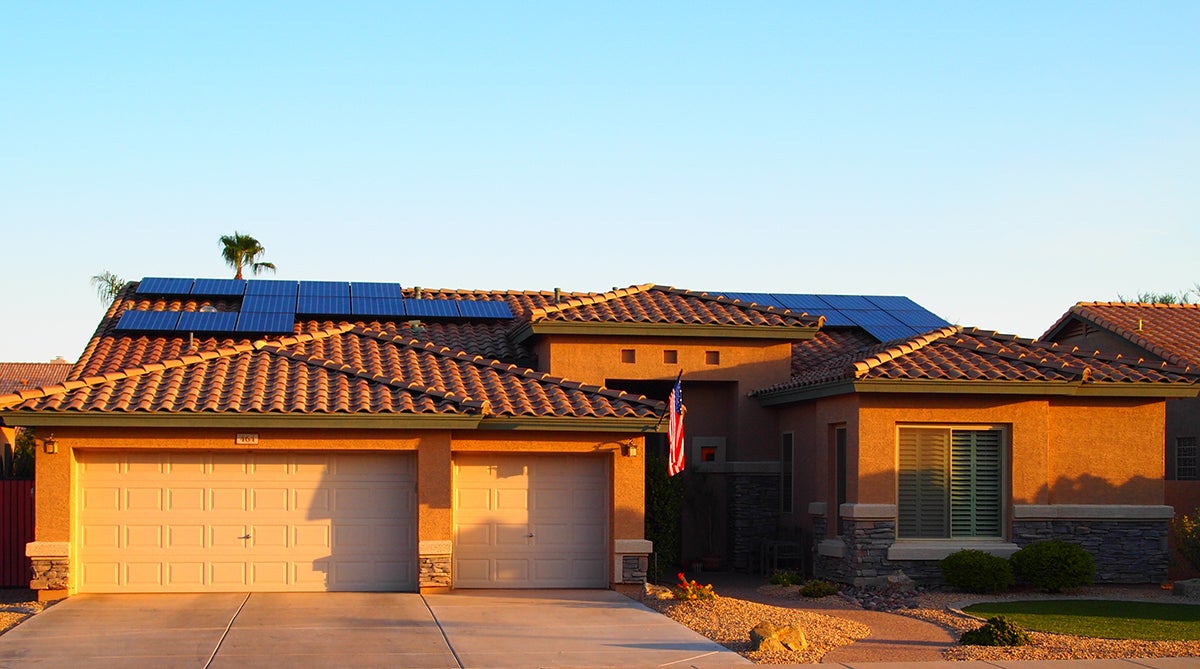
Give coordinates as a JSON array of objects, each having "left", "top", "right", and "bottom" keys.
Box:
[
  {"left": 643, "top": 583, "right": 674, "bottom": 600},
  {"left": 749, "top": 621, "right": 808, "bottom": 651}
]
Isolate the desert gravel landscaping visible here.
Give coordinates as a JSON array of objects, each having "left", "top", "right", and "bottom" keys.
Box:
[
  {"left": 0, "top": 590, "right": 42, "bottom": 637},
  {"left": 634, "top": 578, "right": 1200, "bottom": 663}
]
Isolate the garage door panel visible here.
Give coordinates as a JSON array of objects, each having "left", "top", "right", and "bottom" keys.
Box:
[
  {"left": 77, "top": 451, "right": 415, "bottom": 593},
  {"left": 454, "top": 454, "right": 608, "bottom": 588}
]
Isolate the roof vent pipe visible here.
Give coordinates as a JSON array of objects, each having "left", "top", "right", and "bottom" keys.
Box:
[
  {"left": 413, "top": 286, "right": 421, "bottom": 299},
  {"left": 1138, "top": 318, "right": 1143, "bottom": 332},
  {"left": 554, "top": 288, "right": 561, "bottom": 302}
]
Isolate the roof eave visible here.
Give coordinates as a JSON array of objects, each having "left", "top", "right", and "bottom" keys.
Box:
[
  {"left": 755, "top": 378, "right": 1200, "bottom": 406},
  {"left": 477, "top": 415, "right": 664, "bottom": 432},
  {"left": 514, "top": 321, "right": 819, "bottom": 344},
  {"left": 0, "top": 411, "right": 484, "bottom": 430}
]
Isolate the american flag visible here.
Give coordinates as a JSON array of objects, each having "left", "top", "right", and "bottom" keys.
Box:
[{"left": 667, "top": 372, "right": 685, "bottom": 477}]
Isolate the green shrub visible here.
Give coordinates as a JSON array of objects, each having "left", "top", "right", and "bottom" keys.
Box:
[
  {"left": 798, "top": 579, "right": 838, "bottom": 598},
  {"left": 959, "top": 616, "right": 1032, "bottom": 646},
  {"left": 1010, "top": 540, "right": 1095, "bottom": 593},
  {"left": 1171, "top": 508, "right": 1200, "bottom": 573},
  {"left": 770, "top": 569, "right": 801, "bottom": 587},
  {"left": 939, "top": 549, "right": 1014, "bottom": 594}
]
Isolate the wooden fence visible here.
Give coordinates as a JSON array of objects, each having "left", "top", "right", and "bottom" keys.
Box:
[{"left": 1, "top": 479, "right": 33, "bottom": 588}]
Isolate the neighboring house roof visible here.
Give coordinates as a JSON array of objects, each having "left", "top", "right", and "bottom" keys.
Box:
[
  {"left": 0, "top": 323, "right": 662, "bottom": 426},
  {"left": 757, "top": 326, "right": 1200, "bottom": 403},
  {"left": 0, "top": 361, "right": 72, "bottom": 396},
  {"left": 1041, "top": 302, "right": 1200, "bottom": 368}
]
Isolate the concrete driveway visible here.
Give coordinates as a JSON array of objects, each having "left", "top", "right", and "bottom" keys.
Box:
[{"left": 0, "top": 590, "right": 749, "bottom": 668}]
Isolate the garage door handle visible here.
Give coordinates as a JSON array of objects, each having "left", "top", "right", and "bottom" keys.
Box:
[
  {"left": 238, "top": 534, "right": 251, "bottom": 540},
  {"left": 526, "top": 533, "right": 536, "bottom": 538}
]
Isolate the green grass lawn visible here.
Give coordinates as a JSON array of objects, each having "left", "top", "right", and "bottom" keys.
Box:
[{"left": 962, "top": 600, "right": 1200, "bottom": 641}]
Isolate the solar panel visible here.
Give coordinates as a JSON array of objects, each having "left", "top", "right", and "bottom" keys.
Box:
[
  {"left": 772, "top": 294, "right": 834, "bottom": 312},
  {"left": 816, "top": 310, "right": 856, "bottom": 327},
  {"left": 299, "top": 281, "right": 350, "bottom": 298},
  {"left": 863, "top": 295, "right": 920, "bottom": 311},
  {"left": 296, "top": 295, "right": 352, "bottom": 316},
  {"left": 115, "top": 310, "right": 181, "bottom": 331},
  {"left": 244, "top": 280, "right": 299, "bottom": 296},
  {"left": 235, "top": 312, "right": 295, "bottom": 333},
  {"left": 351, "top": 298, "right": 407, "bottom": 317},
  {"left": 136, "top": 277, "right": 195, "bottom": 295},
  {"left": 840, "top": 309, "right": 909, "bottom": 328},
  {"left": 176, "top": 311, "right": 239, "bottom": 332},
  {"left": 240, "top": 294, "right": 297, "bottom": 313},
  {"left": 890, "top": 309, "right": 951, "bottom": 328},
  {"left": 189, "top": 278, "right": 246, "bottom": 297},
  {"left": 818, "top": 294, "right": 877, "bottom": 310},
  {"left": 351, "top": 282, "right": 404, "bottom": 299},
  {"left": 864, "top": 325, "right": 923, "bottom": 342},
  {"left": 404, "top": 299, "right": 460, "bottom": 318},
  {"left": 456, "top": 300, "right": 514, "bottom": 319}
]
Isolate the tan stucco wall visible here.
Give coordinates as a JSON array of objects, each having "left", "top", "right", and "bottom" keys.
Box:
[
  {"left": 779, "top": 392, "right": 1167, "bottom": 539},
  {"left": 537, "top": 334, "right": 793, "bottom": 461}
]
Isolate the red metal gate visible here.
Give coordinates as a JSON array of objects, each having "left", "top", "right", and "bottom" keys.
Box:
[{"left": 1, "top": 479, "right": 34, "bottom": 587}]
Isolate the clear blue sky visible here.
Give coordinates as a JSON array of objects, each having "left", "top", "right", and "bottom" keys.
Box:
[{"left": 3, "top": 3, "right": 1197, "bottom": 363}]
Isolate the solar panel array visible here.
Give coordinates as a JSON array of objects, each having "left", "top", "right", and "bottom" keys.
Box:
[
  {"left": 714, "top": 292, "right": 949, "bottom": 342},
  {"left": 120, "top": 278, "right": 514, "bottom": 335}
]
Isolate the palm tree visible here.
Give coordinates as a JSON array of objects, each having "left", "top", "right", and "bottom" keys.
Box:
[
  {"left": 90, "top": 271, "right": 127, "bottom": 304},
  {"left": 219, "top": 232, "right": 277, "bottom": 280}
]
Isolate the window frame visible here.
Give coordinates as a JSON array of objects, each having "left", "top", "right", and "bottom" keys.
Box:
[
  {"left": 780, "top": 432, "right": 794, "bottom": 513},
  {"left": 895, "top": 424, "right": 1008, "bottom": 541},
  {"left": 1177, "top": 436, "right": 1198, "bottom": 481}
]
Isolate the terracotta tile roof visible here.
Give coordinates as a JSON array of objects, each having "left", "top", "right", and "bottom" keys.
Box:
[
  {"left": 1042, "top": 302, "right": 1200, "bottom": 368},
  {"left": 1, "top": 325, "right": 662, "bottom": 419},
  {"left": 0, "top": 362, "right": 72, "bottom": 396},
  {"left": 758, "top": 326, "right": 1200, "bottom": 396},
  {"left": 529, "top": 284, "right": 821, "bottom": 328}
]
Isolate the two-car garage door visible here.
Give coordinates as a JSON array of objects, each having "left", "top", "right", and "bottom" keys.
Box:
[{"left": 76, "top": 451, "right": 416, "bottom": 593}]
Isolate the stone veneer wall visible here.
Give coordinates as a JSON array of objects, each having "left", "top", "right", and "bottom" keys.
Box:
[
  {"left": 622, "top": 555, "right": 648, "bottom": 583},
  {"left": 418, "top": 554, "right": 451, "bottom": 588},
  {"left": 29, "top": 558, "right": 68, "bottom": 591},
  {"left": 1013, "top": 519, "right": 1169, "bottom": 584},
  {"left": 728, "top": 474, "right": 780, "bottom": 572}
]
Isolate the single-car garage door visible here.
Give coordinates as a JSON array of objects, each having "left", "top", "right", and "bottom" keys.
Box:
[
  {"left": 76, "top": 451, "right": 416, "bottom": 593},
  {"left": 453, "top": 453, "right": 608, "bottom": 588}
]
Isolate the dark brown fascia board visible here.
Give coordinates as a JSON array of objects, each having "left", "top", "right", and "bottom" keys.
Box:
[
  {"left": 512, "top": 320, "right": 818, "bottom": 344},
  {"left": 0, "top": 412, "right": 483, "bottom": 430},
  {"left": 478, "top": 416, "right": 665, "bottom": 432},
  {"left": 756, "top": 379, "right": 1200, "bottom": 405}
]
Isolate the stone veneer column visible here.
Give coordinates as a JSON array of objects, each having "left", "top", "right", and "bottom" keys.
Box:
[
  {"left": 418, "top": 540, "right": 452, "bottom": 589},
  {"left": 27, "top": 542, "right": 69, "bottom": 598},
  {"left": 835, "top": 504, "right": 898, "bottom": 586},
  {"left": 728, "top": 474, "right": 780, "bottom": 571},
  {"left": 614, "top": 540, "right": 652, "bottom": 584},
  {"left": 1011, "top": 505, "right": 1173, "bottom": 584}
]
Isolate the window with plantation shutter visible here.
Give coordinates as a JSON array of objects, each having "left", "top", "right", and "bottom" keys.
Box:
[{"left": 898, "top": 427, "right": 1004, "bottom": 539}]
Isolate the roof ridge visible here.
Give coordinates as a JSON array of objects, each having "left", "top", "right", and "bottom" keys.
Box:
[
  {"left": 0, "top": 325, "right": 354, "bottom": 409},
  {"left": 527, "top": 284, "right": 657, "bottom": 321},
  {"left": 851, "top": 326, "right": 961, "bottom": 379},
  {"left": 350, "top": 325, "right": 665, "bottom": 411},
  {"left": 675, "top": 286, "right": 804, "bottom": 319},
  {"left": 950, "top": 327, "right": 1198, "bottom": 380}
]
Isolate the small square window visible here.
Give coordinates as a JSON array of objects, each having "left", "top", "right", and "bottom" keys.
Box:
[
  {"left": 705, "top": 350, "right": 720, "bottom": 365},
  {"left": 663, "top": 350, "right": 678, "bottom": 364},
  {"left": 621, "top": 349, "right": 636, "bottom": 363}
]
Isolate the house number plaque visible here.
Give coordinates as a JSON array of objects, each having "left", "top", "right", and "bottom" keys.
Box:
[{"left": 235, "top": 433, "right": 259, "bottom": 445}]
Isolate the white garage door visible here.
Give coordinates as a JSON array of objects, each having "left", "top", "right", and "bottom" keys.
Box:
[
  {"left": 453, "top": 454, "right": 608, "bottom": 588},
  {"left": 76, "top": 451, "right": 416, "bottom": 593}
]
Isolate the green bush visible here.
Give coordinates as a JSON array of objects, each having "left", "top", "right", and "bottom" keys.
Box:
[
  {"left": 1010, "top": 540, "right": 1095, "bottom": 593},
  {"left": 798, "top": 579, "right": 838, "bottom": 598},
  {"left": 939, "top": 549, "right": 1014, "bottom": 594},
  {"left": 959, "top": 616, "right": 1032, "bottom": 646},
  {"left": 1171, "top": 508, "right": 1200, "bottom": 573},
  {"left": 770, "top": 569, "right": 801, "bottom": 587}
]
